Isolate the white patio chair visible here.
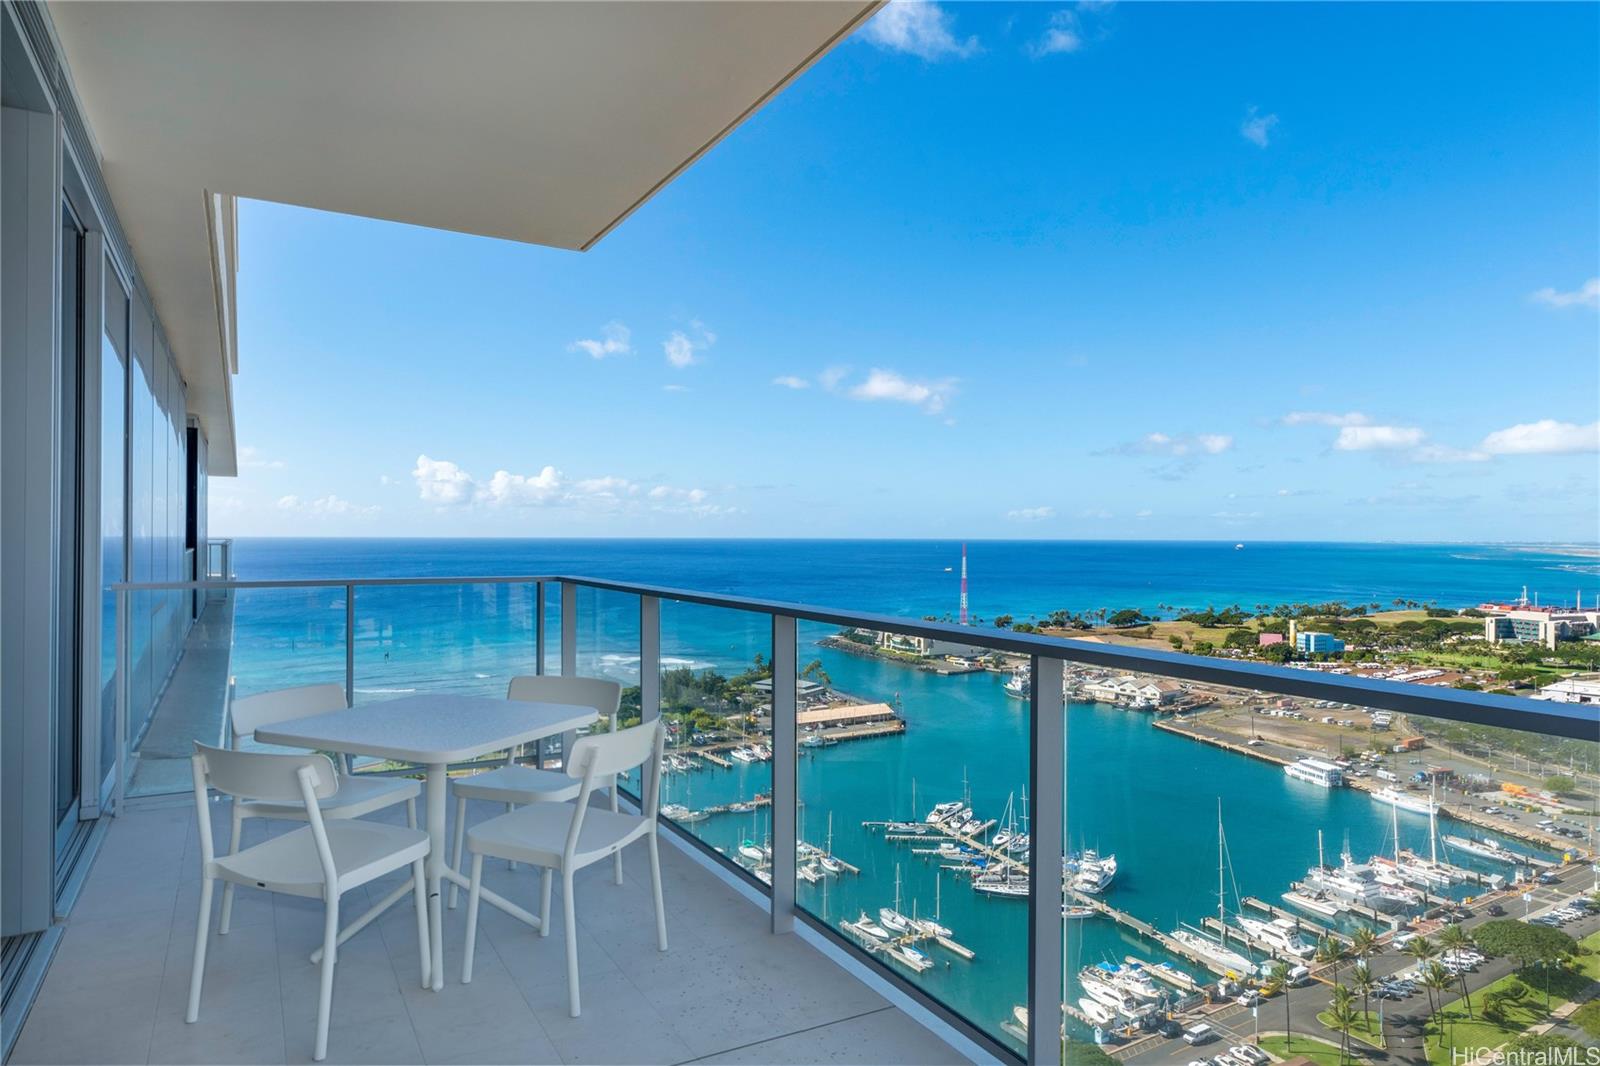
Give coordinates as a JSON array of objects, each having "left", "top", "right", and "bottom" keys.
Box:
[
  {"left": 187, "top": 743, "right": 430, "bottom": 1062},
  {"left": 447, "top": 675, "right": 623, "bottom": 908},
  {"left": 220, "top": 682, "right": 421, "bottom": 932},
  {"left": 460, "top": 717, "right": 667, "bottom": 1018}
]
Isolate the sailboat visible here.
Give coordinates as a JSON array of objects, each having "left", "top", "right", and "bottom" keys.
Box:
[
  {"left": 1169, "top": 799, "right": 1257, "bottom": 976},
  {"left": 819, "top": 811, "right": 844, "bottom": 875},
  {"left": 910, "top": 873, "right": 952, "bottom": 938},
  {"left": 879, "top": 864, "right": 913, "bottom": 934}
]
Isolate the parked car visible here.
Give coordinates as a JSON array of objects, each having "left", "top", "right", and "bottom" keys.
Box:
[
  {"left": 1487, "top": 903, "right": 1506, "bottom": 916},
  {"left": 1160, "top": 1020, "right": 1184, "bottom": 1039}
]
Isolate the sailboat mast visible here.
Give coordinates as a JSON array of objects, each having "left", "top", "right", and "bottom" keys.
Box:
[
  {"left": 1318, "top": 829, "right": 1325, "bottom": 871},
  {"left": 1217, "top": 798, "right": 1226, "bottom": 944},
  {"left": 1428, "top": 781, "right": 1439, "bottom": 867}
]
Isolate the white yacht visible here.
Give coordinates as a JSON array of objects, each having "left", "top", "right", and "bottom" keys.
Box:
[
  {"left": 1371, "top": 786, "right": 1437, "bottom": 816},
  {"left": 1003, "top": 670, "right": 1031, "bottom": 700},
  {"left": 1236, "top": 915, "right": 1315, "bottom": 958},
  {"left": 1284, "top": 758, "right": 1344, "bottom": 788},
  {"left": 925, "top": 800, "right": 964, "bottom": 825},
  {"left": 1282, "top": 888, "right": 1343, "bottom": 918},
  {"left": 1077, "top": 998, "right": 1117, "bottom": 1027},
  {"left": 1071, "top": 853, "right": 1118, "bottom": 895},
  {"left": 1169, "top": 929, "right": 1255, "bottom": 977},
  {"left": 852, "top": 912, "right": 890, "bottom": 940}
]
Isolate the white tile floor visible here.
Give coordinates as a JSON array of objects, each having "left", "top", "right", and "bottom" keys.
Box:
[{"left": 11, "top": 793, "right": 969, "bottom": 1066}]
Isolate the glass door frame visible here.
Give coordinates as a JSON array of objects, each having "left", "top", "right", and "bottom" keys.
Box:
[{"left": 52, "top": 195, "right": 87, "bottom": 857}]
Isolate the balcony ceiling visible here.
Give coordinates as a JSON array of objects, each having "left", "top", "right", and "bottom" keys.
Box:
[{"left": 48, "top": 1, "right": 878, "bottom": 474}]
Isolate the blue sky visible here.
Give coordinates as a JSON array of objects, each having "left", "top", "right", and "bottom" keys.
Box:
[{"left": 214, "top": 1, "right": 1600, "bottom": 542}]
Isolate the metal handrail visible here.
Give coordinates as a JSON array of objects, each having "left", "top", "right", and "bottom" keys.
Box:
[{"left": 109, "top": 573, "right": 1600, "bottom": 740}]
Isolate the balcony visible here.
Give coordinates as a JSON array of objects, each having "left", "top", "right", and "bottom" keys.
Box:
[
  {"left": 17, "top": 573, "right": 1599, "bottom": 1066},
  {"left": 11, "top": 793, "right": 968, "bottom": 1066}
]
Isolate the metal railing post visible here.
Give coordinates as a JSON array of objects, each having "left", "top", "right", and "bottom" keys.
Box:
[
  {"left": 114, "top": 586, "right": 130, "bottom": 815},
  {"left": 1028, "top": 655, "right": 1065, "bottom": 1065},
  {"left": 770, "top": 613, "right": 798, "bottom": 932},
  {"left": 559, "top": 581, "right": 578, "bottom": 765},
  {"left": 535, "top": 580, "right": 546, "bottom": 676},
  {"left": 344, "top": 584, "right": 356, "bottom": 707},
  {"left": 640, "top": 596, "right": 660, "bottom": 722}
]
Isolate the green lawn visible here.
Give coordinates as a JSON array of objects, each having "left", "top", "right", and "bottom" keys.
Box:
[
  {"left": 1421, "top": 967, "right": 1581, "bottom": 1066},
  {"left": 1259, "top": 1035, "right": 1347, "bottom": 1065},
  {"left": 1316, "top": 1010, "right": 1385, "bottom": 1048},
  {"left": 1572, "top": 930, "right": 1600, "bottom": 982}
]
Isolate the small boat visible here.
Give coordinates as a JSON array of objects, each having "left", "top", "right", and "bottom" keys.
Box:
[
  {"left": 1077, "top": 998, "right": 1117, "bottom": 1027},
  {"left": 819, "top": 855, "right": 843, "bottom": 875},
  {"left": 1003, "top": 670, "right": 1031, "bottom": 700},
  {"left": 992, "top": 830, "right": 1013, "bottom": 850},
  {"left": 853, "top": 912, "right": 890, "bottom": 940},
  {"left": 1062, "top": 905, "right": 1096, "bottom": 919},
  {"left": 891, "top": 945, "right": 933, "bottom": 972},
  {"left": 925, "top": 801, "right": 964, "bottom": 826},
  {"left": 738, "top": 840, "right": 766, "bottom": 863},
  {"left": 1282, "top": 889, "right": 1342, "bottom": 918},
  {"left": 730, "top": 747, "right": 758, "bottom": 764},
  {"left": 798, "top": 864, "right": 822, "bottom": 884},
  {"left": 880, "top": 866, "right": 912, "bottom": 934}
]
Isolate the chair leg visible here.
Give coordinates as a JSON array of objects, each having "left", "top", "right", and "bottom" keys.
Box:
[
  {"left": 411, "top": 858, "right": 431, "bottom": 989},
  {"left": 185, "top": 877, "right": 215, "bottom": 1023},
  {"left": 219, "top": 808, "right": 243, "bottom": 934},
  {"left": 406, "top": 796, "right": 418, "bottom": 830},
  {"left": 462, "top": 853, "right": 485, "bottom": 984},
  {"left": 448, "top": 796, "right": 467, "bottom": 909},
  {"left": 506, "top": 802, "right": 517, "bottom": 871},
  {"left": 539, "top": 868, "right": 553, "bottom": 938},
  {"left": 314, "top": 894, "right": 340, "bottom": 1062},
  {"left": 647, "top": 833, "right": 668, "bottom": 952},
  {"left": 562, "top": 868, "right": 580, "bottom": 1017},
  {"left": 611, "top": 777, "right": 623, "bottom": 885}
]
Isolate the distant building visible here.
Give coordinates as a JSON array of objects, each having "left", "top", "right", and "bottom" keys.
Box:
[
  {"left": 1258, "top": 633, "right": 1286, "bottom": 647},
  {"left": 872, "top": 630, "right": 988, "bottom": 659},
  {"left": 1295, "top": 631, "right": 1345, "bottom": 655},
  {"left": 1532, "top": 675, "right": 1600, "bottom": 705},
  {"left": 1481, "top": 606, "right": 1600, "bottom": 650},
  {"left": 1083, "top": 675, "right": 1183, "bottom": 706}
]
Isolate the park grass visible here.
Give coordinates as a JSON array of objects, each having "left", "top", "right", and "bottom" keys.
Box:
[
  {"left": 1259, "top": 1034, "right": 1347, "bottom": 1065},
  {"left": 1421, "top": 966, "right": 1583, "bottom": 1066},
  {"left": 1316, "top": 1009, "right": 1384, "bottom": 1049},
  {"left": 1573, "top": 930, "right": 1600, "bottom": 982}
]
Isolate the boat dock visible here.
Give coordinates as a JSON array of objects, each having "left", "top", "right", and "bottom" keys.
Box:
[
  {"left": 698, "top": 750, "right": 732, "bottom": 769},
  {"left": 1442, "top": 834, "right": 1555, "bottom": 868},
  {"left": 1067, "top": 892, "right": 1244, "bottom": 978},
  {"left": 868, "top": 818, "right": 1024, "bottom": 873}
]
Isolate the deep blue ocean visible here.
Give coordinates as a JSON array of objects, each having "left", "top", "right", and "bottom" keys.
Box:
[{"left": 224, "top": 539, "right": 1596, "bottom": 1052}]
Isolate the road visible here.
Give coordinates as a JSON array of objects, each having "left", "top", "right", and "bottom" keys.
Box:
[{"left": 1120, "top": 862, "right": 1600, "bottom": 1065}]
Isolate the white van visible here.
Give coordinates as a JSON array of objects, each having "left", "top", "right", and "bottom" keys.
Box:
[
  {"left": 1286, "top": 964, "right": 1311, "bottom": 986},
  {"left": 1183, "top": 1024, "right": 1218, "bottom": 1046}
]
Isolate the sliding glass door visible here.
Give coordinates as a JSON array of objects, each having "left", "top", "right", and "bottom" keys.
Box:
[{"left": 53, "top": 199, "right": 86, "bottom": 853}]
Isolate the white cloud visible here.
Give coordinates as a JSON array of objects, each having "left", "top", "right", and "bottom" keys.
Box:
[
  {"left": 818, "top": 366, "right": 851, "bottom": 391},
  {"left": 378, "top": 474, "right": 394, "bottom": 486},
  {"left": 1103, "top": 431, "right": 1233, "bottom": 457},
  {"left": 1211, "top": 510, "right": 1262, "bottom": 521},
  {"left": 1240, "top": 106, "right": 1279, "bottom": 148},
  {"left": 482, "top": 466, "right": 565, "bottom": 506},
  {"left": 1006, "top": 506, "right": 1056, "bottom": 521},
  {"left": 276, "top": 494, "right": 378, "bottom": 517},
  {"left": 1480, "top": 419, "right": 1600, "bottom": 456},
  {"left": 1282, "top": 411, "right": 1371, "bottom": 428},
  {"left": 1080, "top": 508, "right": 1114, "bottom": 520},
  {"left": 412, "top": 455, "right": 730, "bottom": 517},
  {"left": 1135, "top": 508, "right": 1154, "bottom": 519},
  {"left": 412, "top": 455, "right": 477, "bottom": 505},
  {"left": 861, "top": 1, "right": 978, "bottom": 60},
  {"left": 662, "top": 384, "right": 690, "bottom": 393},
  {"left": 663, "top": 320, "right": 715, "bottom": 369},
  {"left": 1028, "top": 9, "right": 1083, "bottom": 56},
  {"left": 239, "top": 445, "right": 285, "bottom": 470},
  {"left": 1334, "top": 425, "right": 1425, "bottom": 451},
  {"left": 1529, "top": 278, "right": 1599, "bottom": 310},
  {"left": 848, "top": 368, "right": 956, "bottom": 415},
  {"left": 569, "top": 321, "right": 632, "bottom": 359},
  {"left": 772, "top": 375, "right": 810, "bottom": 390}
]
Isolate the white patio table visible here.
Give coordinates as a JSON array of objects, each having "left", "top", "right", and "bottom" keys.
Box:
[{"left": 256, "top": 692, "right": 598, "bottom": 991}]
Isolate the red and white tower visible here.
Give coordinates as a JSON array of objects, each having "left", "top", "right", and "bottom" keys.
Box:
[{"left": 959, "top": 543, "right": 968, "bottom": 625}]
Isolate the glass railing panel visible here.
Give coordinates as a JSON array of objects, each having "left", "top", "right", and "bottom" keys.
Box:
[
  {"left": 793, "top": 623, "right": 1029, "bottom": 1054},
  {"left": 541, "top": 580, "right": 560, "bottom": 677},
  {"left": 653, "top": 599, "right": 773, "bottom": 882},
  {"left": 573, "top": 586, "right": 642, "bottom": 787},
  {"left": 352, "top": 581, "right": 539, "bottom": 705},
  {"left": 1052, "top": 664, "right": 1596, "bottom": 1064}
]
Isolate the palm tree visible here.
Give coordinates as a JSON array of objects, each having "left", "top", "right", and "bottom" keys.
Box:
[
  {"left": 1436, "top": 923, "right": 1475, "bottom": 1018},
  {"left": 1349, "top": 927, "right": 1379, "bottom": 968},
  {"left": 1268, "top": 962, "right": 1292, "bottom": 1049},
  {"left": 1423, "top": 962, "right": 1454, "bottom": 1047},
  {"left": 1315, "top": 936, "right": 1348, "bottom": 983},
  {"left": 1328, "top": 998, "right": 1360, "bottom": 1066},
  {"left": 1351, "top": 963, "right": 1377, "bottom": 1033}
]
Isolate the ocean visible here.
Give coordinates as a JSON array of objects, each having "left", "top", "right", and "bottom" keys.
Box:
[{"left": 223, "top": 539, "right": 1597, "bottom": 1051}]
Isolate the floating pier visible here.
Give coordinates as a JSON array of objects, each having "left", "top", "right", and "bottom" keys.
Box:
[
  {"left": 1129, "top": 956, "right": 1198, "bottom": 992},
  {"left": 1239, "top": 897, "right": 1353, "bottom": 943}
]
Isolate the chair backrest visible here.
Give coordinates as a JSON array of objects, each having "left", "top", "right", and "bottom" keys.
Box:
[
  {"left": 567, "top": 718, "right": 664, "bottom": 783},
  {"left": 230, "top": 682, "right": 347, "bottom": 742},
  {"left": 194, "top": 741, "right": 339, "bottom": 804},
  {"left": 506, "top": 675, "right": 621, "bottom": 720}
]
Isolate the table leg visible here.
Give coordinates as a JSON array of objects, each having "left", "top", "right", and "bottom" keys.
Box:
[{"left": 426, "top": 763, "right": 447, "bottom": 991}]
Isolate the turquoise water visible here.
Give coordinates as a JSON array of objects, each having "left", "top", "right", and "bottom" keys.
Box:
[{"left": 222, "top": 539, "right": 1589, "bottom": 1052}]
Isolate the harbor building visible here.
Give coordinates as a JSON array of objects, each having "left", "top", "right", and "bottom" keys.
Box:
[
  {"left": 1082, "top": 675, "right": 1184, "bottom": 707},
  {"left": 1533, "top": 675, "right": 1600, "bottom": 704},
  {"left": 871, "top": 629, "right": 990, "bottom": 660},
  {"left": 1295, "top": 631, "right": 1346, "bottom": 655}
]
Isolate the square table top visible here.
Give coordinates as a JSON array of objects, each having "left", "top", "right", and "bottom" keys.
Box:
[{"left": 254, "top": 692, "right": 599, "bottom": 766}]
